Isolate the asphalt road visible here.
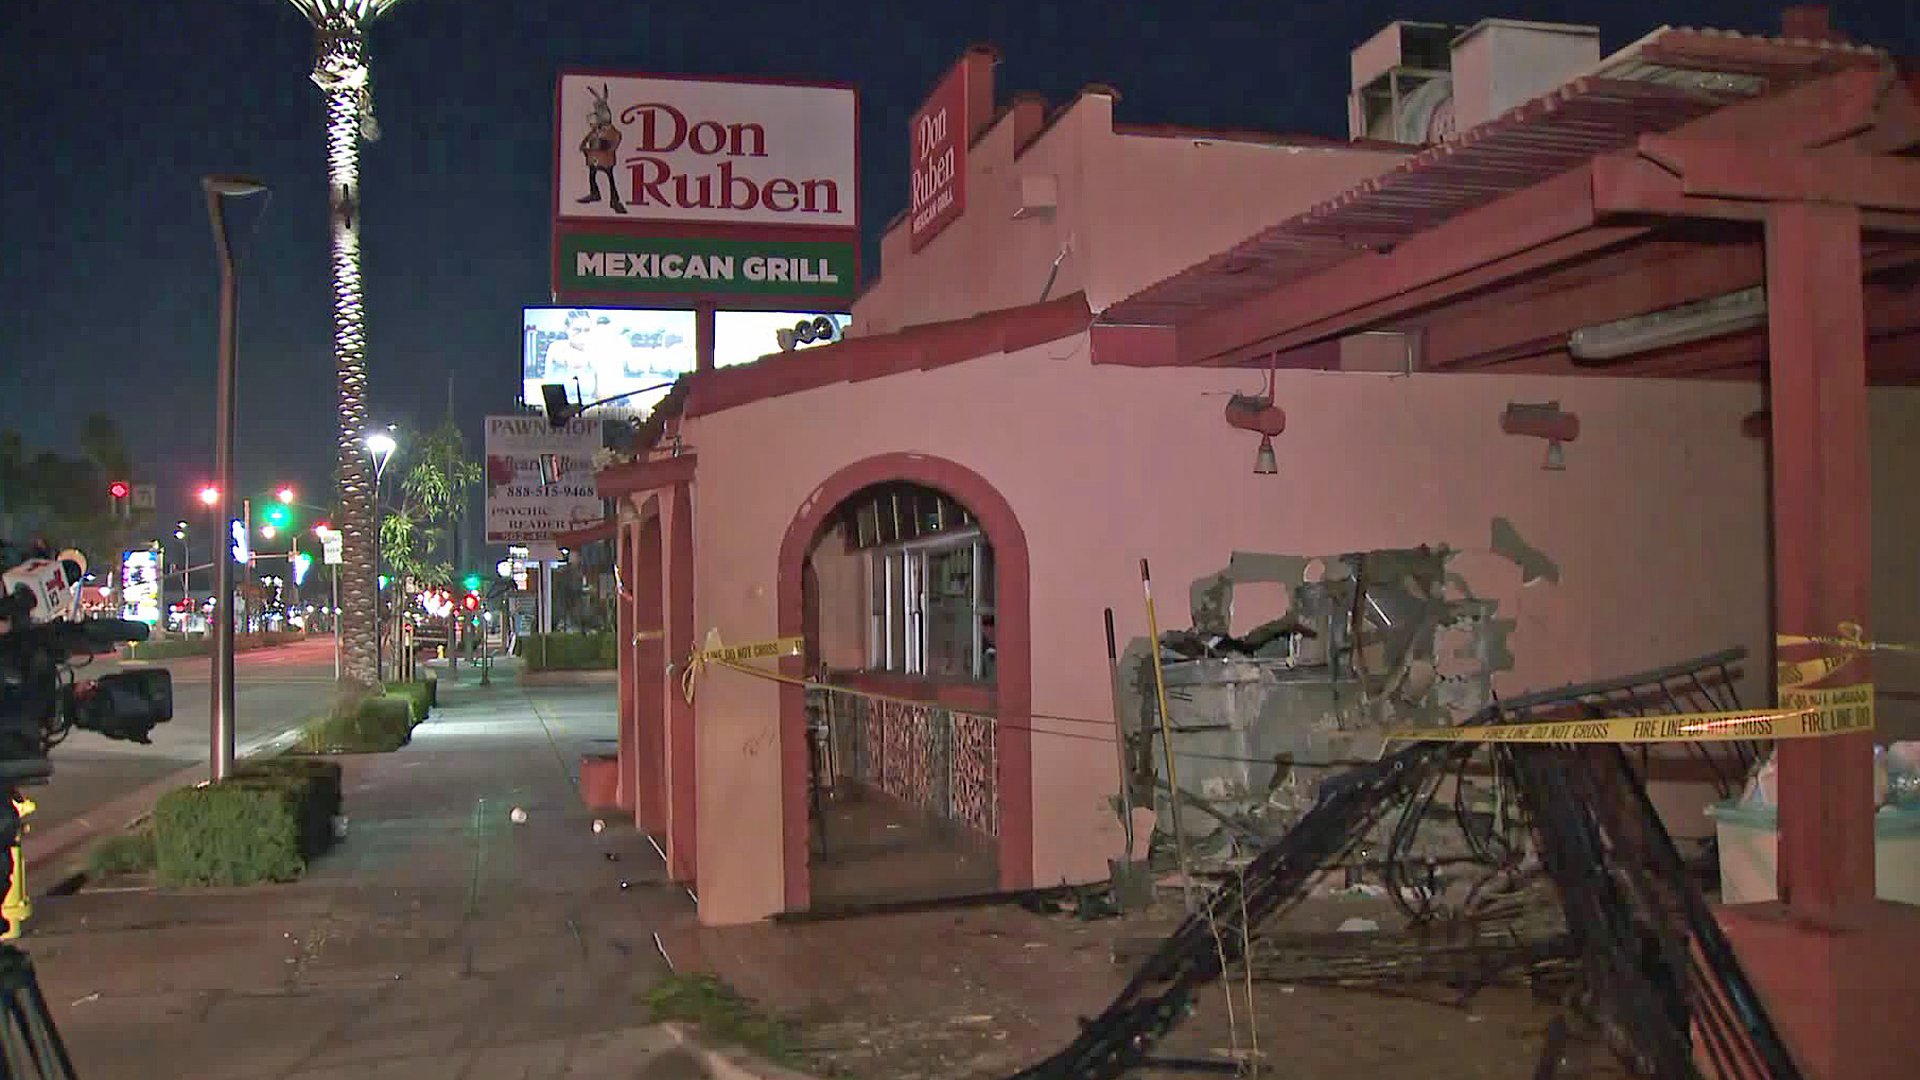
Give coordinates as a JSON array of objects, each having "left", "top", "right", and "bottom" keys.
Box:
[{"left": 24, "top": 636, "right": 341, "bottom": 836}]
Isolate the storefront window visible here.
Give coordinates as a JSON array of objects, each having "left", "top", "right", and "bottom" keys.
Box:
[{"left": 867, "top": 531, "right": 993, "bottom": 682}]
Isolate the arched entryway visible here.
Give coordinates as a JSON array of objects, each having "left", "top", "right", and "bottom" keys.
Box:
[{"left": 777, "top": 454, "right": 1032, "bottom": 912}]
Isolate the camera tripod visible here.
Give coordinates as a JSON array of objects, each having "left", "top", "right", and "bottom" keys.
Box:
[
  {"left": 0, "top": 945, "right": 72, "bottom": 1080},
  {"left": 0, "top": 797, "right": 76, "bottom": 1080}
]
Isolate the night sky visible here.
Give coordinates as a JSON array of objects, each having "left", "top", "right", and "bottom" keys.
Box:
[{"left": 3, "top": 1, "right": 1912, "bottom": 552}]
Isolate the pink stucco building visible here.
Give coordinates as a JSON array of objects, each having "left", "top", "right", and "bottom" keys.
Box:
[{"left": 587, "top": 10, "right": 1920, "bottom": 1071}]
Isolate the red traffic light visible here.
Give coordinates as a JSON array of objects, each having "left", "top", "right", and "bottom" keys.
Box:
[
  {"left": 108, "top": 480, "right": 131, "bottom": 499},
  {"left": 461, "top": 593, "right": 480, "bottom": 612}
]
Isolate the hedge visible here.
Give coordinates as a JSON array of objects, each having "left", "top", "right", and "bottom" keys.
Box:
[
  {"left": 153, "top": 758, "right": 346, "bottom": 887},
  {"left": 383, "top": 679, "right": 435, "bottom": 724},
  {"left": 298, "top": 695, "right": 416, "bottom": 754},
  {"left": 88, "top": 830, "right": 158, "bottom": 877},
  {"left": 238, "top": 757, "right": 344, "bottom": 857},
  {"left": 516, "top": 632, "right": 617, "bottom": 671}
]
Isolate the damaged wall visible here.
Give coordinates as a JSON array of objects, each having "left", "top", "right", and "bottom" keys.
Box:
[
  {"left": 1125, "top": 544, "right": 1511, "bottom": 863},
  {"left": 682, "top": 334, "right": 1781, "bottom": 922}
]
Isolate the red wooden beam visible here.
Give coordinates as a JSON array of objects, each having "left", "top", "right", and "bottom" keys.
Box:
[
  {"left": 1764, "top": 200, "right": 1877, "bottom": 919},
  {"left": 1855, "top": 68, "right": 1920, "bottom": 154},
  {"left": 1637, "top": 135, "right": 1920, "bottom": 213},
  {"left": 1662, "top": 66, "right": 1887, "bottom": 150},
  {"left": 1089, "top": 323, "right": 1176, "bottom": 366},
  {"left": 553, "top": 518, "right": 617, "bottom": 548},
  {"left": 1593, "top": 151, "right": 1920, "bottom": 235},
  {"left": 595, "top": 454, "right": 697, "bottom": 499},
  {"left": 1175, "top": 166, "right": 1642, "bottom": 365},
  {"left": 1424, "top": 240, "right": 1765, "bottom": 370}
]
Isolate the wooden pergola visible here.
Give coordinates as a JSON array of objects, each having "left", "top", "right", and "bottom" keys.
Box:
[{"left": 1101, "top": 26, "right": 1920, "bottom": 1080}]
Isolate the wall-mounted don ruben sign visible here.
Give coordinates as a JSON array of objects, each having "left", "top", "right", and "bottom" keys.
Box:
[
  {"left": 554, "top": 71, "right": 859, "bottom": 309},
  {"left": 910, "top": 48, "right": 993, "bottom": 251}
]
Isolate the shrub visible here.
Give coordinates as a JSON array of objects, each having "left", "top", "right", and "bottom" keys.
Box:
[
  {"left": 383, "top": 680, "right": 434, "bottom": 725},
  {"left": 237, "top": 757, "right": 343, "bottom": 858},
  {"left": 520, "top": 632, "right": 617, "bottom": 671},
  {"left": 298, "top": 695, "right": 415, "bottom": 754},
  {"left": 644, "top": 974, "right": 798, "bottom": 1066},
  {"left": 154, "top": 782, "right": 306, "bottom": 886},
  {"left": 87, "top": 830, "right": 157, "bottom": 877}
]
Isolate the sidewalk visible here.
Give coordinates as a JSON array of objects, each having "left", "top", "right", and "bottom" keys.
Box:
[{"left": 20, "top": 660, "right": 734, "bottom": 1079}]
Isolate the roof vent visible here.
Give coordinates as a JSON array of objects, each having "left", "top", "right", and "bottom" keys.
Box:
[{"left": 1780, "top": 6, "right": 1845, "bottom": 43}]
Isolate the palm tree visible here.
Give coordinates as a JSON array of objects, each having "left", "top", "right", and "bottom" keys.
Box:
[{"left": 283, "top": 1, "right": 408, "bottom": 686}]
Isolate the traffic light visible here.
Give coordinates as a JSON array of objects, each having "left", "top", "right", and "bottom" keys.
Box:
[
  {"left": 462, "top": 573, "right": 482, "bottom": 592},
  {"left": 461, "top": 593, "right": 480, "bottom": 613},
  {"left": 107, "top": 480, "right": 131, "bottom": 500},
  {"left": 263, "top": 503, "right": 291, "bottom": 529}
]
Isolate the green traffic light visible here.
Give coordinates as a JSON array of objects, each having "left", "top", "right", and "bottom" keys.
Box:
[
  {"left": 263, "top": 503, "right": 292, "bottom": 528},
  {"left": 463, "top": 574, "right": 482, "bottom": 591}
]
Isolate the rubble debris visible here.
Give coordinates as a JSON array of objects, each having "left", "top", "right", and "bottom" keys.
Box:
[
  {"left": 1112, "top": 923, "right": 1579, "bottom": 993},
  {"left": 1121, "top": 544, "right": 1515, "bottom": 881},
  {"left": 1000, "top": 649, "right": 1795, "bottom": 1080}
]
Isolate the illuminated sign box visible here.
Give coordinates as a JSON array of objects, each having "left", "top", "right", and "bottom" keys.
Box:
[
  {"left": 522, "top": 307, "right": 851, "bottom": 414},
  {"left": 552, "top": 71, "right": 859, "bottom": 309}
]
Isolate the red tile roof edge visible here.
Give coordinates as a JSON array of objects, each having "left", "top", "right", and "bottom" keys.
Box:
[{"left": 684, "top": 292, "right": 1093, "bottom": 419}]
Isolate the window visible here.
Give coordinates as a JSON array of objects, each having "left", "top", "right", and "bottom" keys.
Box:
[{"left": 867, "top": 531, "right": 994, "bottom": 681}]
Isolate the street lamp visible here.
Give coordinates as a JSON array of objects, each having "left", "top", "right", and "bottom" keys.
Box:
[
  {"left": 365, "top": 428, "right": 397, "bottom": 679},
  {"left": 204, "top": 173, "right": 271, "bottom": 784},
  {"left": 173, "top": 520, "right": 191, "bottom": 605}
]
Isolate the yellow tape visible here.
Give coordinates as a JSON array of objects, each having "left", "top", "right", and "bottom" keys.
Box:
[
  {"left": 1383, "top": 693, "right": 1872, "bottom": 746},
  {"left": 680, "top": 631, "right": 806, "bottom": 703},
  {"left": 1777, "top": 622, "right": 1920, "bottom": 656},
  {"left": 693, "top": 636, "right": 805, "bottom": 664},
  {"left": 1386, "top": 625, "right": 1880, "bottom": 746}
]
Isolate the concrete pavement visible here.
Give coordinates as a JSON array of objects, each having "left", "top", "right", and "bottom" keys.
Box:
[{"left": 17, "top": 659, "right": 794, "bottom": 1079}]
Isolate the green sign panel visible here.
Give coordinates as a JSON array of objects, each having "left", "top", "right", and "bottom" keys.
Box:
[{"left": 559, "top": 233, "right": 857, "bottom": 302}]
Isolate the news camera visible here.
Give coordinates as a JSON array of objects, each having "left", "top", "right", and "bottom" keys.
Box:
[
  {"left": 0, "top": 539, "right": 174, "bottom": 1079},
  {"left": 0, "top": 541, "right": 173, "bottom": 787}
]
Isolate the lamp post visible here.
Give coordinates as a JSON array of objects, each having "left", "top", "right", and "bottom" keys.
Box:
[
  {"left": 172, "top": 521, "right": 191, "bottom": 604},
  {"left": 204, "top": 174, "right": 271, "bottom": 783},
  {"left": 365, "top": 429, "right": 396, "bottom": 680}
]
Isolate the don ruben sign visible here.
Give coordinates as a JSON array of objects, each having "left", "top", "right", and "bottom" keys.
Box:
[{"left": 553, "top": 71, "right": 859, "bottom": 308}]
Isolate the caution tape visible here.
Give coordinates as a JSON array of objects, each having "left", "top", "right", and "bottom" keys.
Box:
[
  {"left": 1382, "top": 697, "right": 1874, "bottom": 746},
  {"left": 1777, "top": 622, "right": 1920, "bottom": 655},
  {"left": 680, "top": 631, "right": 805, "bottom": 702},
  {"left": 1387, "top": 625, "right": 1881, "bottom": 747},
  {"left": 694, "top": 636, "right": 804, "bottom": 664}
]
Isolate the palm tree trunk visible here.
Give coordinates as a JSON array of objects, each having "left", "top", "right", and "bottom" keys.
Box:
[{"left": 318, "top": 23, "right": 379, "bottom": 688}]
